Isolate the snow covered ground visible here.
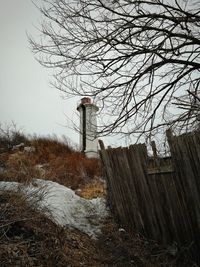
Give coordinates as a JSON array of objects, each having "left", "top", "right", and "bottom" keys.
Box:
[{"left": 0, "top": 179, "right": 108, "bottom": 238}]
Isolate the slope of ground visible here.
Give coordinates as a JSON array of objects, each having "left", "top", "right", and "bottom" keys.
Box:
[
  {"left": 0, "top": 190, "right": 100, "bottom": 267},
  {"left": 0, "top": 131, "right": 198, "bottom": 266},
  {"left": 0, "top": 188, "right": 197, "bottom": 267},
  {"left": 0, "top": 179, "right": 108, "bottom": 238},
  {"left": 0, "top": 134, "right": 102, "bottom": 190},
  {"left": 0, "top": 180, "right": 198, "bottom": 267}
]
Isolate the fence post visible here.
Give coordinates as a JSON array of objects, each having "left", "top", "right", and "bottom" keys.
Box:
[{"left": 98, "top": 139, "right": 105, "bottom": 150}]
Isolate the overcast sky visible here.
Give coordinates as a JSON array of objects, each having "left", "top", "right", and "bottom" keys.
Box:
[{"left": 0, "top": 0, "right": 80, "bottom": 144}]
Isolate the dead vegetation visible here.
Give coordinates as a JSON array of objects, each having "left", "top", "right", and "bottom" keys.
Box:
[
  {"left": 0, "top": 127, "right": 199, "bottom": 266},
  {"left": 77, "top": 178, "right": 106, "bottom": 199},
  {"left": 0, "top": 189, "right": 198, "bottom": 267},
  {"left": 0, "top": 134, "right": 101, "bottom": 190},
  {"left": 0, "top": 189, "right": 100, "bottom": 267}
]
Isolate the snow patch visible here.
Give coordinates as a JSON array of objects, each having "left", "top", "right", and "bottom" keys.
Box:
[{"left": 0, "top": 179, "right": 108, "bottom": 238}]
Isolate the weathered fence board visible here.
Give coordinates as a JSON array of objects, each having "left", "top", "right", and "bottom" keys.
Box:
[{"left": 99, "top": 130, "right": 200, "bottom": 251}]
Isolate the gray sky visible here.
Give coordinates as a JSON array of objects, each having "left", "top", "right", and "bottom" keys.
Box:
[
  {"left": 0, "top": 0, "right": 131, "bottom": 148},
  {"left": 0, "top": 0, "right": 79, "bottom": 144}
]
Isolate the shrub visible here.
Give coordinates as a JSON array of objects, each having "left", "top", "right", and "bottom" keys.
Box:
[{"left": 0, "top": 123, "right": 29, "bottom": 151}]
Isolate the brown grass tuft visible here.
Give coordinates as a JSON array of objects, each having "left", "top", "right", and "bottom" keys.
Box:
[
  {"left": 0, "top": 135, "right": 101, "bottom": 189},
  {"left": 0, "top": 189, "right": 101, "bottom": 267},
  {"left": 77, "top": 178, "right": 106, "bottom": 199}
]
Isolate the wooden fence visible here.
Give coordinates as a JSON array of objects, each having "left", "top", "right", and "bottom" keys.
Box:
[{"left": 99, "top": 130, "right": 200, "bottom": 250}]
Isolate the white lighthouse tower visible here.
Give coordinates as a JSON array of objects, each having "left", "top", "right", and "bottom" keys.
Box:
[{"left": 77, "top": 97, "right": 99, "bottom": 158}]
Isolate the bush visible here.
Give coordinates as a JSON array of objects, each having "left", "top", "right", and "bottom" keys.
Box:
[{"left": 0, "top": 123, "right": 29, "bottom": 151}]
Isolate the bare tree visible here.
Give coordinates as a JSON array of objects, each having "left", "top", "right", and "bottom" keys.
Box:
[{"left": 29, "top": 0, "right": 200, "bottom": 139}]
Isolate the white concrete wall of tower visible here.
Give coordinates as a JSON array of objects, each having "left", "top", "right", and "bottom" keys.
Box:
[
  {"left": 77, "top": 98, "right": 99, "bottom": 158},
  {"left": 79, "top": 107, "right": 84, "bottom": 150}
]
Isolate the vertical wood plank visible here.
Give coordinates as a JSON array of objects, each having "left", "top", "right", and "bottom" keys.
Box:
[{"left": 99, "top": 130, "right": 200, "bottom": 251}]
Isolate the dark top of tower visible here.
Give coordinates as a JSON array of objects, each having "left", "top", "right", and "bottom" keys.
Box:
[
  {"left": 81, "top": 97, "right": 91, "bottom": 105},
  {"left": 77, "top": 97, "right": 99, "bottom": 112}
]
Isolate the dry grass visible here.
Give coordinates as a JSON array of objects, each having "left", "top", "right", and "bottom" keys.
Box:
[
  {"left": 44, "top": 152, "right": 101, "bottom": 189},
  {"left": 97, "top": 217, "right": 199, "bottom": 267},
  {"left": 0, "top": 189, "right": 198, "bottom": 267},
  {"left": 0, "top": 135, "right": 101, "bottom": 189},
  {"left": 0, "top": 130, "right": 199, "bottom": 266},
  {"left": 0, "top": 189, "right": 101, "bottom": 267},
  {"left": 77, "top": 178, "right": 106, "bottom": 199}
]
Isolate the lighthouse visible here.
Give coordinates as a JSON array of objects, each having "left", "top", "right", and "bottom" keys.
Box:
[{"left": 77, "top": 97, "right": 99, "bottom": 158}]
